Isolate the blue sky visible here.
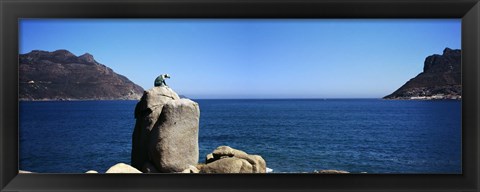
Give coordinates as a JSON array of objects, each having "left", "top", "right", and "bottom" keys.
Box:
[{"left": 19, "top": 19, "right": 461, "bottom": 99}]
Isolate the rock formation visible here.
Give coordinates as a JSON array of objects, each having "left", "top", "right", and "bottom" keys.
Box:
[
  {"left": 149, "top": 99, "right": 200, "bottom": 172},
  {"left": 130, "top": 83, "right": 268, "bottom": 174},
  {"left": 384, "top": 48, "right": 461, "bottom": 100},
  {"left": 131, "top": 86, "right": 180, "bottom": 170},
  {"left": 202, "top": 157, "right": 253, "bottom": 173},
  {"left": 19, "top": 49, "right": 144, "bottom": 100},
  {"left": 131, "top": 86, "right": 200, "bottom": 173},
  {"left": 201, "top": 146, "right": 267, "bottom": 173}
]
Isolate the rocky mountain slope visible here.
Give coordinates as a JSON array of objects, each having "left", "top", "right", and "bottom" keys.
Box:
[
  {"left": 19, "top": 49, "right": 144, "bottom": 100},
  {"left": 384, "top": 48, "right": 461, "bottom": 100}
]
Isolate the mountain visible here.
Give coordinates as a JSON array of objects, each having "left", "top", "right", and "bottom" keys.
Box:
[
  {"left": 19, "top": 49, "right": 144, "bottom": 100},
  {"left": 383, "top": 48, "right": 461, "bottom": 100}
]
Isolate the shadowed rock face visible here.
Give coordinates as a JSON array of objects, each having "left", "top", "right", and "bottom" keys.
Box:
[
  {"left": 19, "top": 49, "right": 144, "bottom": 100},
  {"left": 384, "top": 48, "right": 461, "bottom": 100}
]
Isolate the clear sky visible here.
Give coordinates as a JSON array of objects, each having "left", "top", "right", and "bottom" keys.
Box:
[{"left": 19, "top": 19, "right": 461, "bottom": 99}]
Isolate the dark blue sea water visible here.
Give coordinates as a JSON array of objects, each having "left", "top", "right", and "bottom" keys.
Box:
[{"left": 19, "top": 99, "right": 461, "bottom": 173}]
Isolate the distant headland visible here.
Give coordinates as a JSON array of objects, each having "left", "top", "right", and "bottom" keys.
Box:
[
  {"left": 19, "top": 50, "right": 144, "bottom": 101},
  {"left": 384, "top": 48, "right": 461, "bottom": 100}
]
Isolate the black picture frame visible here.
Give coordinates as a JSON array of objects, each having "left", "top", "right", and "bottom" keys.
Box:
[{"left": 1, "top": 0, "right": 479, "bottom": 191}]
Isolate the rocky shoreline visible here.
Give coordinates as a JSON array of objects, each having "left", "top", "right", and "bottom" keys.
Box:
[
  {"left": 384, "top": 94, "right": 461, "bottom": 100},
  {"left": 19, "top": 166, "right": 352, "bottom": 174}
]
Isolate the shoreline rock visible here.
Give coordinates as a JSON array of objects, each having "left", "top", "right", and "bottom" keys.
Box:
[
  {"left": 105, "top": 163, "right": 142, "bottom": 173},
  {"left": 132, "top": 86, "right": 200, "bottom": 173},
  {"left": 149, "top": 99, "right": 200, "bottom": 173},
  {"left": 130, "top": 84, "right": 266, "bottom": 174},
  {"left": 200, "top": 146, "right": 267, "bottom": 173},
  {"left": 131, "top": 86, "right": 180, "bottom": 170}
]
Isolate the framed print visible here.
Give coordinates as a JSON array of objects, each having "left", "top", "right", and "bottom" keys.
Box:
[{"left": 1, "top": 0, "right": 479, "bottom": 191}]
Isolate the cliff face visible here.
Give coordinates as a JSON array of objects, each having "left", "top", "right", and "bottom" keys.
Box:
[
  {"left": 384, "top": 48, "right": 461, "bottom": 100},
  {"left": 19, "top": 49, "right": 144, "bottom": 100}
]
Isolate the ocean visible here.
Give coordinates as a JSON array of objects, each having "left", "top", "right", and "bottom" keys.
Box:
[{"left": 19, "top": 99, "right": 462, "bottom": 173}]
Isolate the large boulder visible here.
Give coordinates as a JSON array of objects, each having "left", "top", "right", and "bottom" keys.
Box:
[
  {"left": 149, "top": 99, "right": 200, "bottom": 172},
  {"left": 201, "top": 157, "right": 253, "bottom": 173},
  {"left": 131, "top": 86, "right": 180, "bottom": 170},
  {"left": 201, "top": 146, "right": 266, "bottom": 173}
]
